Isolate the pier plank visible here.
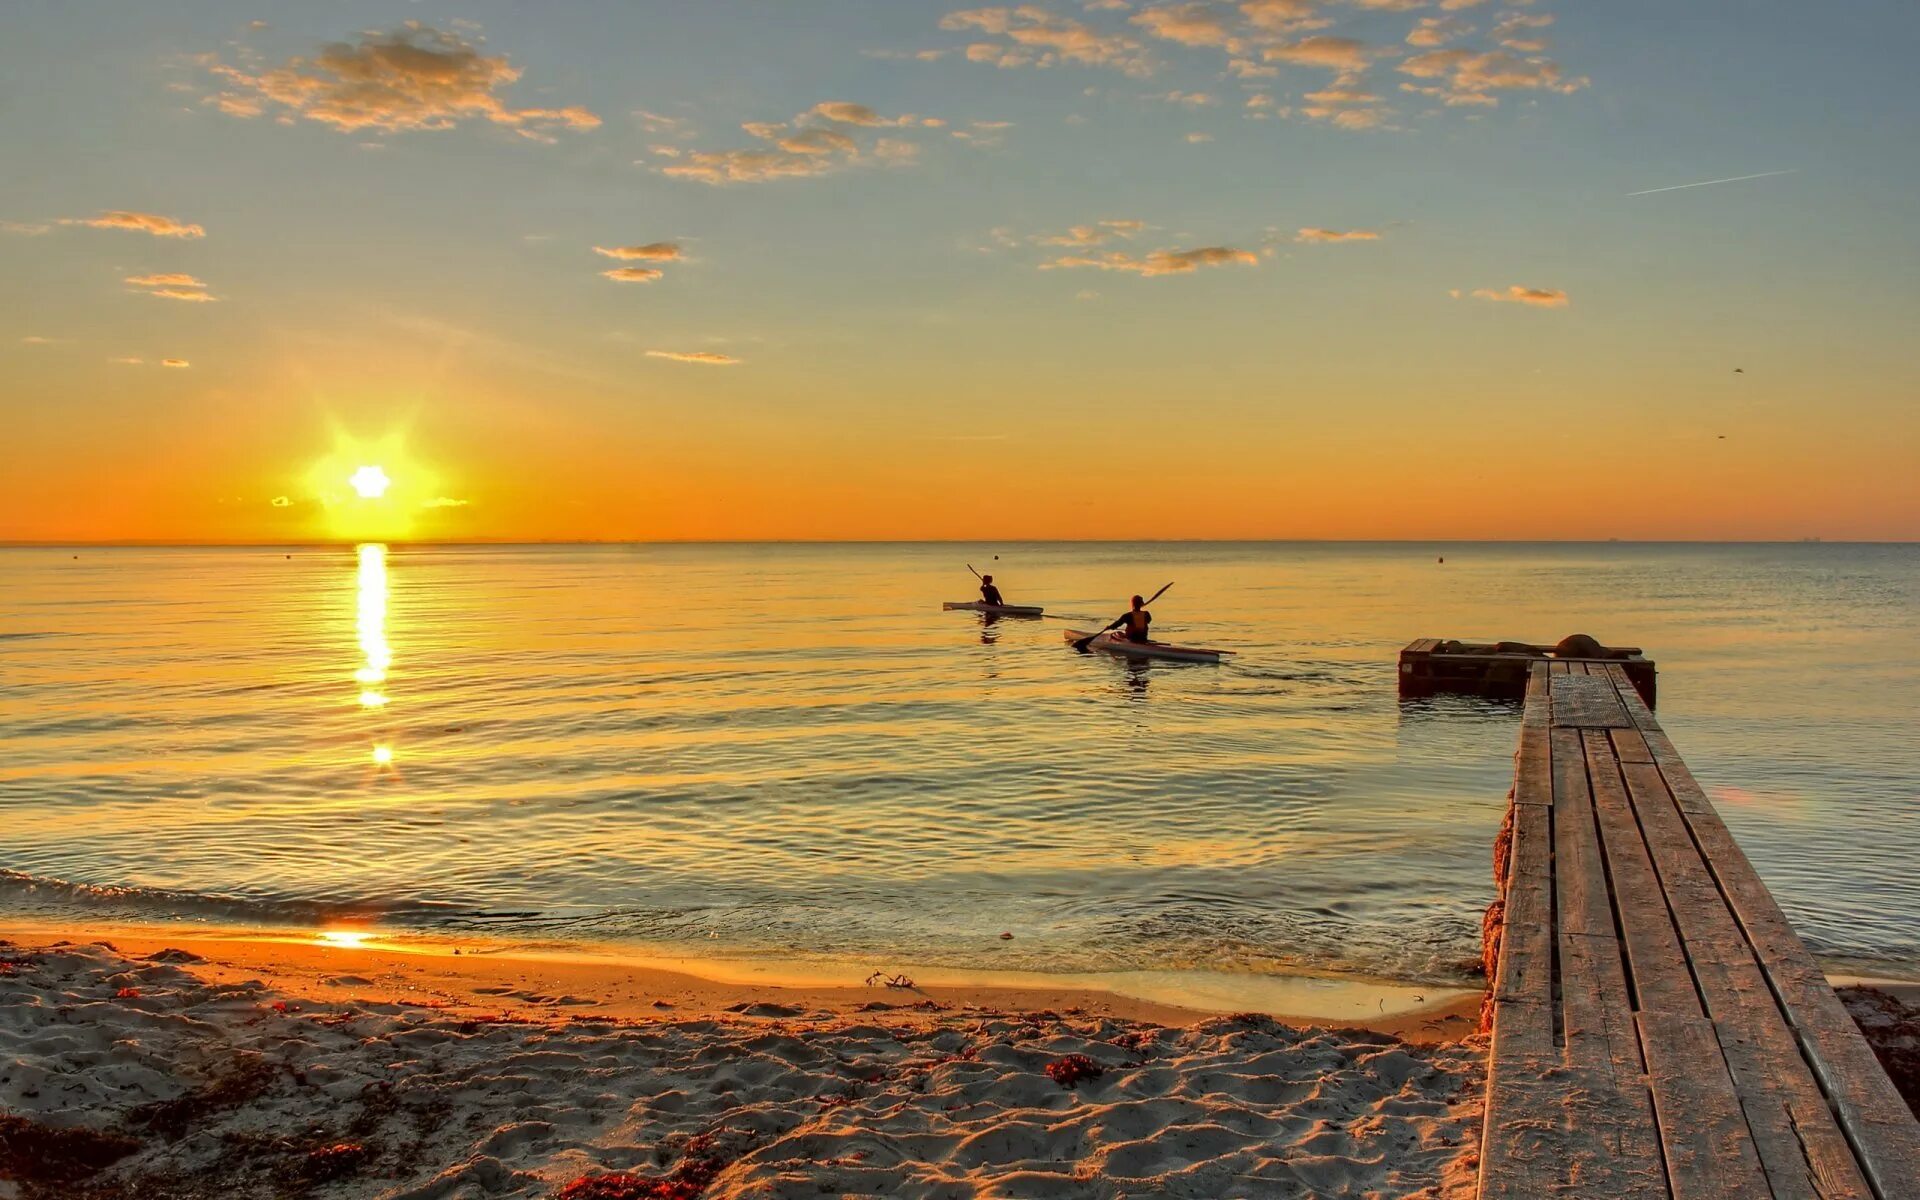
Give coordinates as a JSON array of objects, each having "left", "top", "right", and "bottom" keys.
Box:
[
  {"left": 1477, "top": 653, "right": 1920, "bottom": 1200},
  {"left": 1550, "top": 673, "right": 1631, "bottom": 728}
]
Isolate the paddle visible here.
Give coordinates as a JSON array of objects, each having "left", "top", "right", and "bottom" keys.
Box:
[
  {"left": 1073, "top": 582, "right": 1173, "bottom": 652},
  {"left": 967, "top": 564, "right": 983, "bottom": 580}
]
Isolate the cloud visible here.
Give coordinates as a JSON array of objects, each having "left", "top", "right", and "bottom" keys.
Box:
[
  {"left": 1157, "top": 89, "right": 1217, "bottom": 106},
  {"left": 58, "top": 211, "right": 205, "bottom": 238},
  {"left": 1041, "top": 244, "right": 1258, "bottom": 276},
  {"left": 1037, "top": 219, "right": 1147, "bottom": 246},
  {"left": 1131, "top": 4, "right": 1240, "bottom": 51},
  {"left": 1464, "top": 285, "right": 1569, "bottom": 307},
  {"left": 2, "top": 220, "right": 51, "bottom": 236},
  {"left": 1399, "top": 47, "right": 1588, "bottom": 103},
  {"left": 149, "top": 288, "right": 219, "bottom": 302},
  {"left": 1300, "top": 85, "right": 1391, "bottom": 129},
  {"left": 593, "top": 242, "right": 682, "bottom": 262},
  {"left": 162, "top": 358, "right": 191, "bottom": 367},
  {"left": 601, "top": 266, "right": 665, "bottom": 283},
  {"left": 1407, "top": 17, "right": 1470, "bottom": 47},
  {"left": 109, "top": 356, "right": 144, "bottom": 364},
  {"left": 203, "top": 22, "right": 600, "bottom": 138},
  {"left": 1263, "top": 36, "right": 1376, "bottom": 72},
  {"left": 661, "top": 102, "right": 934, "bottom": 185},
  {"left": 1295, "top": 227, "right": 1380, "bottom": 242},
  {"left": 21, "top": 336, "right": 58, "bottom": 346},
  {"left": 941, "top": 7, "right": 1152, "bottom": 75},
  {"left": 125, "top": 273, "right": 207, "bottom": 288},
  {"left": 421, "top": 496, "right": 470, "bottom": 508},
  {"left": 646, "top": 350, "right": 740, "bottom": 365},
  {"left": 1185, "top": 131, "right": 1214, "bottom": 142}
]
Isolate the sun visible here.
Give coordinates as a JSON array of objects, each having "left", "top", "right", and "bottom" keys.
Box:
[{"left": 349, "top": 465, "right": 392, "bottom": 499}]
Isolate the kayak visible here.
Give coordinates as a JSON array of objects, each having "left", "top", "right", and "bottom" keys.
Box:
[
  {"left": 1064, "top": 629, "right": 1226, "bottom": 663},
  {"left": 945, "top": 601, "right": 1045, "bottom": 617}
]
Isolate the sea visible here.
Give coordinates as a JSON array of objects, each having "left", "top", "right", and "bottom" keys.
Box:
[{"left": 2, "top": 542, "right": 1916, "bottom": 990}]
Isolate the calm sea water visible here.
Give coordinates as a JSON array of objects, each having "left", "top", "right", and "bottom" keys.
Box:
[{"left": 2, "top": 543, "right": 1916, "bottom": 986}]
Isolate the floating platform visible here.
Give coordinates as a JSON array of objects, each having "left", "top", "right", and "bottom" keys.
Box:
[
  {"left": 1477, "top": 660, "right": 1920, "bottom": 1198},
  {"left": 1399, "top": 637, "right": 1657, "bottom": 707}
]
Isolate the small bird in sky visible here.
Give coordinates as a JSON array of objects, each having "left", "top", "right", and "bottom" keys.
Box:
[{"left": 1734, "top": 368, "right": 1744, "bottom": 373}]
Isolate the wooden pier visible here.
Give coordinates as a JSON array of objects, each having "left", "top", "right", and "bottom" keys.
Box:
[
  {"left": 1400, "top": 637, "right": 1657, "bottom": 706},
  {"left": 1479, "top": 659, "right": 1920, "bottom": 1199}
]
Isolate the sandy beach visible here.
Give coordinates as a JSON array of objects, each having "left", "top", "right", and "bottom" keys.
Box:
[{"left": 1, "top": 929, "right": 1487, "bottom": 1198}]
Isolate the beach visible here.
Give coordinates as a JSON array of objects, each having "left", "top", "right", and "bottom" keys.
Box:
[{"left": 1, "top": 930, "right": 1486, "bottom": 1199}]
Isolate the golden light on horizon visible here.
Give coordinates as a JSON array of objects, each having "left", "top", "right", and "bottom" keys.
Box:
[
  {"left": 349, "top": 464, "right": 392, "bottom": 499},
  {"left": 316, "top": 929, "right": 371, "bottom": 950}
]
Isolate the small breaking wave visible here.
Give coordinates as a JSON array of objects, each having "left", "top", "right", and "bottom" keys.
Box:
[{"left": 0, "top": 868, "right": 494, "bottom": 929}]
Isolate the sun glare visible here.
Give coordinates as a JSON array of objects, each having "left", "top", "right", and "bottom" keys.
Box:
[
  {"left": 316, "top": 929, "right": 371, "bottom": 950},
  {"left": 350, "top": 464, "right": 392, "bottom": 499}
]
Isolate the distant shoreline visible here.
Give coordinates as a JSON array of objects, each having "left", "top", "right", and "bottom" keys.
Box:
[{"left": 1, "top": 537, "right": 1904, "bottom": 548}]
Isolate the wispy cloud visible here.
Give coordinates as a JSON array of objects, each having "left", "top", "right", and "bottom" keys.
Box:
[
  {"left": 20, "top": 336, "right": 59, "bottom": 346},
  {"left": 202, "top": 22, "right": 600, "bottom": 139},
  {"left": 58, "top": 211, "right": 205, "bottom": 238},
  {"left": 162, "top": 358, "right": 191, "bottom": 367},
  {"left": 661, "top": 102, "right": 937, "bottom": 185},
  {"left": 1625, "top": 169, "right": 1797, "bottom": 197},
  {"left": 1036, "top": 219, "right": 1147, "bottom": 247},
  {"left": 1041, "top": 245, "right": 1258, "bottom": 276},
  {"left": 1295, "top": 227, "right": 1380, "bottom": 243},
  {"left": 942, "top": 7, "right": 1153, "bottom": 75},
  {"left": 2, "top": 220, "right": 52, "bottom": 236},
  {"left": 646, "top": 350, "right": 740, "bottom": 365},
  {"left": 1458, "top": 285, "right": 1569, "bottom": 307},
  {"left": 108, "top": 356, "right": 144, "bottom": 365},
  {"left": 601, "top": 266, "right": 665, "bottom": 283},
  {"left": 125, "top": 272, "right": 207, "bottom": 288},
  {"left": 594, "top": 242, "right": 682, "bottom": 261}
]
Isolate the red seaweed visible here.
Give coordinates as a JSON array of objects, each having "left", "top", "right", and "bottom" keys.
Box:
[{"left": 1044, "top": 1054, "right": 1104, "bottom": 1089}]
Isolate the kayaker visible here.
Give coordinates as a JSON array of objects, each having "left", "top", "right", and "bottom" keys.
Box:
[
  {"left": 1101, "top": 594, "right": 1152, "bottom": 644},
  {"left": 979, "top": 575, "right": 1006, "bottom": 606}
]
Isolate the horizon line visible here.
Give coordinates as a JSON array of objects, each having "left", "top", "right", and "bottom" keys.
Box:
[{"left": 0, "top": 536, "right": 1896, "bottom": 549}]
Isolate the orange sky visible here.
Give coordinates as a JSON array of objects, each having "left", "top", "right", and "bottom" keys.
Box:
[{"left": 4, "top": 5, "right": 1917, "bottom": 542}]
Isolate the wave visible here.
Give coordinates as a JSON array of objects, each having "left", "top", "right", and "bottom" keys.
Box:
[{"left": 0, "top": 868, "right": 504, "bottom": 929}]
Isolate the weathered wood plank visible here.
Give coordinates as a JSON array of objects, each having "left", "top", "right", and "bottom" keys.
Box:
[
  {"left": 1560, "top": 930, "right": 1643, "bottom": 1085},
  {"left": 1480, "top": 1045, "right": 1667, "bottom": 1200},
  {"left": 1551, "top": 674, "right": 1631, "bottom": 728},
  {"left": 1620, "top": 761, "right": 1874, "bottom": 1199},
  {"left": 1611, "top": 727, "right": 1654, "bottom": 764},
  {"left": 1550, "top": 660, "right": 1573, "bottom": 676},
  {"left": 1552, "top": 729, "right": 1613, "bottom": 938},
  {"left": 1522, "top": 660, "right": 1552, "bottom": 730},
  {"left": 1582, "top": 736, "right": 1700, "bottom": 1017},
  {"left": 1605, "top": 662, "right": 1663, "bottom": 729},
  {"left": 1637, "top": 1011, "right": 1771, "bottom": 1200},
  {"left": 1407, "top": 637, "right": 1442, "bottom": 655},
  {"left": 1493, "top": 798, "right": 1553, "bottom": 1006},
  {"left": 1676, "top": 798, "right": 1920, "bottom": 1197}
]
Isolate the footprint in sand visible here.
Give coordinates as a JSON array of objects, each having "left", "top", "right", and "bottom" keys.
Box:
[{"left": 725, "top": 1002, "right": 804, "bottom": 1018}]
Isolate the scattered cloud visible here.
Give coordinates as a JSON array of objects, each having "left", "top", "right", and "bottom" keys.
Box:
[
  {"left": 1399, "top": 47, "right": 1588, "bottom": 105},
  {"left": 421, "top": 496, "right": 470, "bottom": 508},
  {"left": 594, "top": 242, "right": 682, "bottom": 262},
  {"left": 21, "top": 336, "right": 58, "bottom": 346},
  {"left": 2, "top": 220, "right": 51, "bottom": 236},
  {"left": 109, "top": 356, "right": 144, "bottom": 365},
  {"left": 58, "top": 211, "right": 205, "bottom": 238},
  {"left": 1407, "top": 17, "right": 1471, "bottom": 48},
  {"left": 1295, "top": 227, "right": 1380, "bottom": 242},
  {"left": 1041, "top": 245, "right": 1258, "bottom": 276},
  {"left": 1300, "top": 85, "right": 1391, "bottom": 129},
  {"left": 661, "top": 101, "right": 936, "bottom": 185},
  {"left": 1461, "top": 285, "right": 1569, "bottom": 307},
  {"left": 162, "top": 358, "right": 191, "bottom": 367},
  {"left": 1156, "top": 88, "right": 1216, "bottom": 106},
  {"left": 1037, "top": 219, "right": 1147, "bottom": 247},
  {"left": 941, "top": 7, "right": 1153, "bottom": 75},
  {"left": 601, "top": 266, "right": 665, "bottom": 283},
  {"left": 646, "top": 350, "right": 740, "bottom": 365},
  {"left": 146, "top": 288, "right": 218, "bottom": 302},
  {"left": 1263, "top": 36, "right": 1377, "bottom": 72},
  {"left": 125, "top": 272, "right": 207, "bottom": 288},
  {"left": 1185, "top": 131, "right": 1214, "bottom": 142},
  {"left": 202, "top": 22, "right": 600, "bottom": 139}
]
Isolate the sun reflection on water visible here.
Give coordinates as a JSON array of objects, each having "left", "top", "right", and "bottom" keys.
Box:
[{"left": 356, "top": 544, "right": 395, "bottom": 761}]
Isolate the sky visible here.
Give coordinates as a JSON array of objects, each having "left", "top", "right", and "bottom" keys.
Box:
[{"left": 2, "top": 0, "right": 1917, "bottom": 542}]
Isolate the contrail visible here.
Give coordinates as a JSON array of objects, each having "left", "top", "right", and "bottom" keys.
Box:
[{"left": 1627, "top": 169, "right": 1797, "bottom": 197}]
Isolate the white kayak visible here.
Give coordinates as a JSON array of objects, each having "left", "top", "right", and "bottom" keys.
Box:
[
  {"left": 945, "top": 601, "right": 1045, "bottom": 617},
  {"left": 1064, "top": 629, "right": 1226, "bottom": 663}
]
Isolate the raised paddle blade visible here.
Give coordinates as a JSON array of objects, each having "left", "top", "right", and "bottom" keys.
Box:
[{"left": 967, "top": 563, "right": 982, "bottom": 580}]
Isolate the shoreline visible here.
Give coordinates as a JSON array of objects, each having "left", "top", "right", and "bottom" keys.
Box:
[{"left": 0, "top": 918, "right": 1483, "bottom": 1042}]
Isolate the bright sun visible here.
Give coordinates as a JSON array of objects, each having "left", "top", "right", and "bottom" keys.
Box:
[{"left": 349, "top": 465, "right": 392, "bottom": 499}]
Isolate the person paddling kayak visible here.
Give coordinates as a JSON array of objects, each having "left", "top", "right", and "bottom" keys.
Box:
[
  {"left": 979, "top": 574, "right": 1006, "bottom": 606},
  {"left": 1101, "top": 594, "right": 1152, "bottom": 643}
]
